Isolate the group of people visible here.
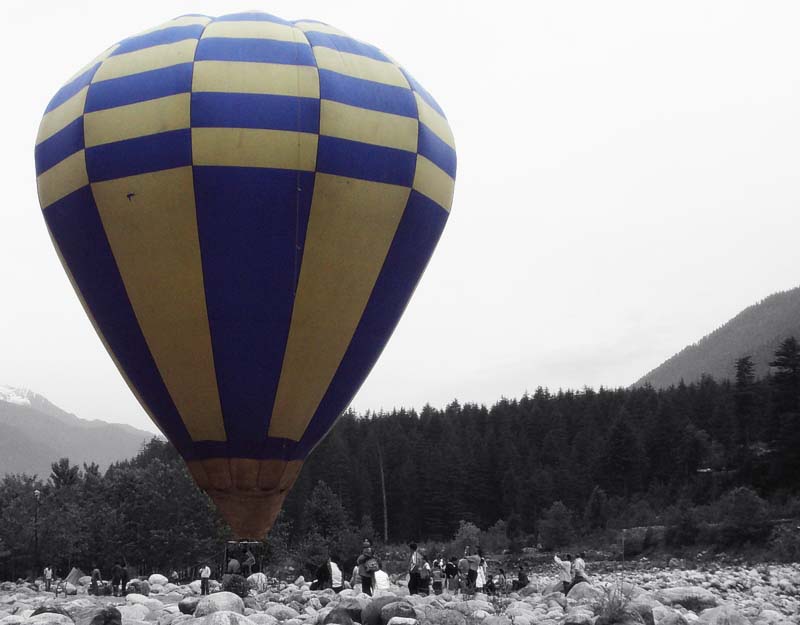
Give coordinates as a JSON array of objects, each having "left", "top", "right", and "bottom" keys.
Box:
[
  {"left": 553, "top": 552, "right": 589, "bottom": 594},
  {"left": 411, "top": 546, "right": 529, "bottom": 596}
]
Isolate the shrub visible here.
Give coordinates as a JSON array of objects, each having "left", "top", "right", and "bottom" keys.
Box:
[
  {"left": 769, "top": 524, "right": 800, "bottom": 562},
  {"left": 481, "top": 520, "right": 509, "bottom": 554},
  {"left": 593, "top": 582, "right": 643, "bottom": 625},
  {"left": 539, "top": 502, "right": 574, "bottom": 550},
  {"left": 452, "top": 521, "right": 482, "bottom": 555},
  {"left": 665, "top": 502, "right": 699, "bottom": 546},
  {"left": 717, "top": 487, "right": 770, "bottom": 545}
]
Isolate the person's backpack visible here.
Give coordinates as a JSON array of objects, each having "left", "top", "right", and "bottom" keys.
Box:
[
  {"left": 419, "top": 565, "right": 430, "bottom": 581},
  {"left": 365, "top": 558, "right": 379, "bottom": 573}
]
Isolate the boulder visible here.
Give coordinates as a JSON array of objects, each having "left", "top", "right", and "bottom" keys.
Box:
[
  {"left": 64, "top": 583, "right": 78, "bottom": 596},
  {"left": 335, "top": 596, "right": 368, "bottom": 624},
  {"left": 264, "top": 606, "right": 300, "bottom": 622},
  {"left": 148, "top": 576, "right": 168, "bottom": 587},
  {"left": 654, "top": 587, "right": 718, "bottom": 612},
  {"left": 247, "top": 575, "right": 268, "bottom": 593},
  {"left": 127, "top": 581, "right": 151, "bottom": 597},
  {"left": 482, "top": 617, "right": 510, "bottom": 625},
  {"left": 200, "top": 611, "right": 255, "bottom": 625},
  {"left": 117, "top": 605, "right": 150, "bottom": 622},
  {"left": 189, "top": 582, "right": 202, "bottom": 595},
  {"left": 321, "top": 608, "right": 353, "bottom": 625},
  {"left": 29, "top": 614, "right": 77, "bottom": 625},
  {"left": 78, "top": 577, "right": 93, "bottom": 587},
  {"left": 248, "top": 616, "right": 279, "bottom": 625},
  {"left": 361, "top": 597, "right": 400, "bottom": 625},
  {"left": 0, "top": 617, "right": 26, "bottom": 625},
  {"left": 386, "top": 620, "right": 416, "bottom": 625},
  {"left": 654, "top": 611, "right": 688, "bottom": 625},
  {"left": 379, "top": 603, "right": 415, "bottom": 625},
  {"left": 566, "top": 582, "right": 602, "bottom": 604},
  {"left": 178, "top": 598, "right": 200, "bottom": 616},
  {"left": 562, "top": 608, "right": 594, "bottom": 625},
  {"left": 423, "top": 611, "right": 465, "bottom": 625},
  {"left": 31, "top": 608, "right": 73, "bottom": 621},
  {"left": 628, "top": 601, "right": 656, "bottom": 625},
  {"left": 696, "top": 606, "right": 749, "bottom": 625},
  {"left": 195, "top": 593, "right": 245, "bottom": 617}
]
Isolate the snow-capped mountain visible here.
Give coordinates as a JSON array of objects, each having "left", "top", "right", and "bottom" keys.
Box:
[{"left": 0, "top": 385, "right": 156, "bottom": 477}]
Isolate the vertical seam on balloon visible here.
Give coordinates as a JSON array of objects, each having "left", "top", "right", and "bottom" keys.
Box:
[
  {"left": 187, "top": 15, "right": 230, "bottom": 456},
  {"left": 291, "top": 21, "right": 321, "bottom": 296},
  {"left": 295, "top": 61, "right": 421, "bottom": 457}
]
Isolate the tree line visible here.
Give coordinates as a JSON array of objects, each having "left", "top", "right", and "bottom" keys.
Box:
[{"left": 1, "top": 337, "right": 798, "bottom": 579}]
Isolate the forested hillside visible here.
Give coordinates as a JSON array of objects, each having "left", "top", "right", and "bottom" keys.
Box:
[
  {"left": 1, "top": 339, "right": 798, "bottom": 579},
  {"left": 636, "top": 286, "right": 800, "bottom": 388}
]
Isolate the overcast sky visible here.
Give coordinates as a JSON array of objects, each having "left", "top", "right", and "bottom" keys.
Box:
[{"left": 2, "top": 1, "right": 800, "bottom": 434}]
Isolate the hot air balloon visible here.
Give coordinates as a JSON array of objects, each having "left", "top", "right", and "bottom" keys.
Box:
[{"left": 34, "top": 11, "right": 455, "bottom": 538}]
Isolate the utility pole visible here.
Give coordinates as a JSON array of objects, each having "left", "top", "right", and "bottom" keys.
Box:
[
  {"left": 375, "top": 437, "right": 388, "bottom": 543},
  {"left": 33, "top": 489, "right": 41, "bottom": 575}
]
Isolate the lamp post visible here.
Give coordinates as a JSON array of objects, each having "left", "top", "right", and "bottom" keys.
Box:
[{"left": 33, "top": 489, "right": 41, "bottom": 575}]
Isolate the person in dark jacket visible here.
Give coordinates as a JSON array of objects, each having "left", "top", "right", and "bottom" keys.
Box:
[
  {"left": 111, "top": 562, "right": 124, "bottom": 596},
  {"left": 356, "top": 540, "right": 375, "bottom": 595}
]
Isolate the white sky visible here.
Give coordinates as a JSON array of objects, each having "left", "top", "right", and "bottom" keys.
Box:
[{"left": 2, "top": 1, "right": 800, "bottom": 434}]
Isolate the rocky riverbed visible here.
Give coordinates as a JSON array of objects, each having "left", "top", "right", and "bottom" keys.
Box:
[{"left": 0, "top": 564, "right": 798, "bottom": 625}]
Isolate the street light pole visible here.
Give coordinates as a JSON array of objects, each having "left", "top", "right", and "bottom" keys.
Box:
[{"left": 33, "top": 489, "right": 41, "bottom": 576}]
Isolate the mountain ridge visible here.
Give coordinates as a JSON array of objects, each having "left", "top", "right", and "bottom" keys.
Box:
[
  {"left": 634, "top": 285, "right": 800, "bottom": 388},
  {"left": 0, "top": 385, "right": 157, "bottom": 477}
]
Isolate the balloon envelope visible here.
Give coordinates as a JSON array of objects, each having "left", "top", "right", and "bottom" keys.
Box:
[{"left": 35, "top": 11, "right": 455, "bottom": 538}]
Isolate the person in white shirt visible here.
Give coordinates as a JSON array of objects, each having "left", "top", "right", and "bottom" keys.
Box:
[
  {"left": 44, "top": 565, "right": 53, "bottom": 593},
  {"left": 199, "top": 564, "right": 211, "bottom": 595},
  {"left": 373, "top": 563, "right": 391, "bottom": 592},
  {"left": 476, "top": 558, "right": 486, "bottom": 592},
  {"left": 571, "top": 553, "right": 588, "bottom": 588},
  {"left": 330, "top": 556, "right": 343, "bottom": 593},
  {"left": 553, "top": 554, "right": 572, "bottom": 595}
]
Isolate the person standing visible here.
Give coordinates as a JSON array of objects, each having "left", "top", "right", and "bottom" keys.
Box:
[
  {"left": 408, "top": 543, "right": 422, "bottom": 595},
  {"left": 553, "top": 554, "right": 572, "bottom": 595},
  {"left": 445, "top": 557, "right": 458, "bottom": 592},
  {"left": 356, "top": 540, "right": 375, "bottom": 595},
  {"left": 476, "top": 558, "right": 487, "bottom": 593},
  {"left": 111, "top": 562, "right": 124, "bottom": 597},
  {"left": 431, "top": 561, "right": 444, "bottom": 595},
  {"left": 199, "top": 563, "right": 211, "bottom": 595},
  {"left": 90, "top": 565, "right": 101, "bottom": 596},
  {"left": 43, "top": 565, "right": 53, "bottom": 593}
]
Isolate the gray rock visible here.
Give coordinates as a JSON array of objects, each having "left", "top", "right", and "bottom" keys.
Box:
[
  {"left": 200, "top": 611, "right": 255, "bottom": 625},
  {"left": 248, "top": 617, "right": 279, "bottom": 625},
  {"left": 563, "top": 608, "right": 594, "bottom": 625},
  {"left": 566, "top": 582, "right": 601, "bottom": 604},
  {"left": 32, "top": 608, "right": 73, "bottom": 622},
  {"left": 148, "top": 576, "right": 168, "bottom": 587},
  {"left": 379, "top": 604, "right": 414, "bottom": 625},
  {"left": 179, "top": 599, "right": 200, "bottom": 616},
  {"left": 29, "top": 614, "right": 76, "bottom": 625},
  {"left": 654, "top": 587, "right": 718, "bottom": 612},
  {"left": 195, "top": 593, "right": 245, "bottom": 618},
  {"left": 696, "top": 606, "right": 749, "bottom": 625},
  {"left": 127, "top": 581, "right": 151, "bottom": 597},
  {"left": 264, "top": 606, "right": 299, "bottom": 622},
  {"left": 321, "top": 608, "right": 353, "bottom": 625},
  {"left": 358, "top": 595, "right": 398, "bottom": 625},
  {"left": 73, "top": 605, "right": 122, "bottom": 625},
  {"left": 385, "top": 619, "right": 416, "bottom": 625},
  {"left": 422, "top": 610, "right": 465, "bottom": 625},
  {"left": 117, "top": 605, "right": 150, "bottom": 622}
]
